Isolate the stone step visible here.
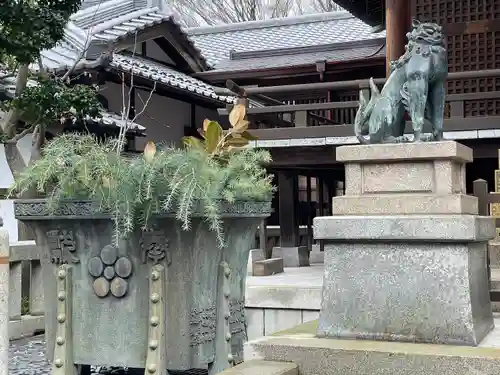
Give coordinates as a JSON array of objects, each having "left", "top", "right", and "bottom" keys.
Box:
[
  {"left": 217, "top": 360, "right": 298, "bottom": 375},
  {"left": 245, "top": 320, "right": 500, "bottom": 375}
]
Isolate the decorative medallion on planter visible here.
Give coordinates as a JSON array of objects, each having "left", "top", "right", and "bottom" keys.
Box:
[
  {"left": 88, "top": 245, "right": 133, "bottom": 298},
  {"left": 140, "top": 228, "right": 170, "bottom": 265},
  {"left": 46, "top": 229, "right": 79, "bottom": 264}
]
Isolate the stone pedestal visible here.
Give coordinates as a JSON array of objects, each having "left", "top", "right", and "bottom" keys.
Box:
[{"left": 314, "top": 141, "right": 496, "bottom": 346}]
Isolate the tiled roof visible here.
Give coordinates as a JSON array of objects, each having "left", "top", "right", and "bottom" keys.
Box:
[
  {"left": 187, "top": 11, "right": 385, "bottom": 69},
  {"left": 31, "top": 0, "right": 230, "bottom": 105},
  {"left": 35, "top": 0, "right": 208, "bottom": 73},
  {"left": 211, "top": 40, "right": 385, "bottom": 72},
  {"left": 109, "top": 54, "right": 235, "bottom": 103}
]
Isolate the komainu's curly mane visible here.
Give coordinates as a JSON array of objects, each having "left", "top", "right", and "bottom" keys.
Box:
[{"left": 390, "top": 21, "right": 446, "bottom": 72}]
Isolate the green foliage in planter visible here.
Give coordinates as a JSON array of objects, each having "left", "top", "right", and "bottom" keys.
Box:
[{"left": 9, "top": 107, "right": 274, "bottom": 247}]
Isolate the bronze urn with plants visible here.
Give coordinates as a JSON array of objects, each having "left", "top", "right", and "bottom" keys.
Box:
[{"left": 10, "top": 104, "right": 273, "bottom": 375}]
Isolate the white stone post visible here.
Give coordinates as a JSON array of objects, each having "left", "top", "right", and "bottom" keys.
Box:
[{"left": 0, "top": 222, "right": 9, "bottom": 375}]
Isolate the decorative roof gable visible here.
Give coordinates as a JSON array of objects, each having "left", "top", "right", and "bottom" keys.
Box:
[{"left": 36, "top": 0, "right": 208, "bottom": 73}]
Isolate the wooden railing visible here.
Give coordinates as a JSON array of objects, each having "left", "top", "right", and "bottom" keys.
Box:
[
  {"left": 218, "top": 69, "right": 500, "bottom": 134},
  {"left": 8, "top": 241, "right": 45, "bottom": 340}
]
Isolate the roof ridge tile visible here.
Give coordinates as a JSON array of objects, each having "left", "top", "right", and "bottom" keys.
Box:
[{"left": 186, "top": 11, "right": 354, "bottom": 36}]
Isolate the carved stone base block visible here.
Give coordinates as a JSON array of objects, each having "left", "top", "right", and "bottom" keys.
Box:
[
  {"left": 315, "top": 216, "right": 495, "bottom": 346},
  {"left": 338, "top": 141, "right": 473, "bottom": 206},
  {"left": 332, "top": 193, "right": 477, "bottom": 215},
  {"left": 272, "top": 247, "right": 309, "bottom": 268}
]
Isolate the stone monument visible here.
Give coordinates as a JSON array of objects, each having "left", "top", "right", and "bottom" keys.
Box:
[{"left": 227, "top": 20, "right": 500, "bottom": 375}]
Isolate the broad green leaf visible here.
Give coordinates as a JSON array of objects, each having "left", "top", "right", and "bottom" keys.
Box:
[{"left": 205, "top": 121, "right": 223, "bottom": 154}]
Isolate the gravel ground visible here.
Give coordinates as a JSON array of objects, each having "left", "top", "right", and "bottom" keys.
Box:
[
  {"left": 9, "top": 336, "right": 125, "bottom": 375},
  {"left": 9, "top": 336, "right": 207, "bottom": 375},
  {"left": 9, "top": 336, "right": 50, "bottom": 375}
]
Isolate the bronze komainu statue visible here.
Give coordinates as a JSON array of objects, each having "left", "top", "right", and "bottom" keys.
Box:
[{"left": 355, "top": 20, "right": 448, "bottom": 144}]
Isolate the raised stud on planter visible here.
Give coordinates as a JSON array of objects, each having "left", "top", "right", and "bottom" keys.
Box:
[
  {"left": 144, "top": 264, "right": 166, "bottom": 375},
  {"left": 52, "top": 265, "right": 75, "bottom": 375}
]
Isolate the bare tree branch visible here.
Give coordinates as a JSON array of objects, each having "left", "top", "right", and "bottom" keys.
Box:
[
  {"left": 114, "top": 35, "right": 157, "bottom": 153},
  {"left": 169, "top": 0, "right": 305, "bottom": 26},
  {"left": 8, "top": 123, "right": 37, "bottom": 144},
  {"left": 310, "top": 0, "right": 343, "bottom": 12}
]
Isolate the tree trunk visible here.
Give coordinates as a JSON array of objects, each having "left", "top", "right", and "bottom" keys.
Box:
[{"left": 1, "top": 64, "right": 29, "bottom": 139}]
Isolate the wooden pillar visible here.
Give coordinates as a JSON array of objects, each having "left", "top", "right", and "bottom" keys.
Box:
[
  {"left": 386, "top": 0, "right": 410, "bottom": 77},
  {"left": 278, "top": 171, "right": 299, "bottom": 247},
  {"left": 306, "top": 176, "right": 313, "bottom": 251},
  {"left": 317, "top": 176, "right": 325, "bottom": 252}
]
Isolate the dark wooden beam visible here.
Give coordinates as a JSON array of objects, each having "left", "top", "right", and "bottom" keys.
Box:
[
  {"left": 444, "top": 19, "right": 500, "bottom": 36},
  {"left": 162, "top": 22, "right": 206, "bottom": 73},
  {"left": 213, "top": 69, "right": 500, "bottom": 96},
  {"left": 267, "top": 147, "right": 338, "bottom": 167},
  {"left": 249, "top": 116, "right": 500, "bottom": 140},
  {"left": 196, "top": 57, "right": 385, "bottom": 83},
  {"left": 386, "top": 0, "right": 409, "bottom": 76},
  {"left": 153, "top": 37, "right": 191, "bottom": 73}
]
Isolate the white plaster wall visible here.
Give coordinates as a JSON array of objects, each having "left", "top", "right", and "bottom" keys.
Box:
[
  {"left": 0, "top": 144, "right": 15, "bottom": 191},
  {"left": 0, "top": 136, "right": 33, "bottom": 243},
  {"left": 0, "top": 200, "right": 17, "bottom": 243}
]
